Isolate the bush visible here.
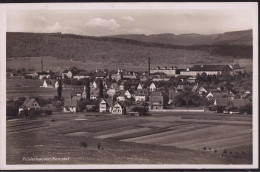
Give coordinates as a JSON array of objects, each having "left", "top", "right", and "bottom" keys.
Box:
[{"left": 79, "top": 141, "right": 88, "bottom": 148}]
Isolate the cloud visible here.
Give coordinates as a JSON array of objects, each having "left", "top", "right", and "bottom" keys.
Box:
[
  {"left": 46, "top": 22, "right": 63, "bottom": 32},
  {"left": 86, "top": 18, "right": 120, "bottom": 31},
  {"left": 122, "top": 16, "right": 135, "bottom": 21},
  {"left": 33, "top": 15, "right": 47, "bottom": 22}
]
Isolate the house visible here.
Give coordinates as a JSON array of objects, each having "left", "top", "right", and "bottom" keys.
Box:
[
  {"left": 122, "top": 71, "right": 137, "bottom": 79},
  {"left": 63, "top": 99, "right": 77, "bottom": 113},
  {"left": 116, "top": 91, "right": 126, "bottom": 102},
  {"left": 180, "top": 65, "right": 233, "bottom": 76},
  {"left": 55, "top": 81, "right": 59, "bottom": 88},
  {"left": 207, "top": 92, "right": 235, "bottom": 100},
  {"left": 95, "top": 72, "right": 107, "bottom": 79},
  {"left": 119, "top": 81, "right": 131, "bottom": 90},
  {"left": 90, "top": 89, "right": 99, "bottom": 99},
  {"left": 137, "top": 83, "right": 145, "bottom": 90},
  {"left": 41, "top": 80, "right": 53, "bottom": 88},
  {"left": 91, "top": 81, "right": 98, "bottom": 89},
  {"left": 213, "top": 98, "right": 231, "bottom": 113},
  {"left": 37, "top": 72, "right": 51, "bottom": 80},
  {"left": 111, "top": 69, "right": 122, "bottom": 81},
  {"left": 168, "top": 90, "right": 180, "bottom": 104},
  {"left": 230, "top": 99, "right": 251, "bottom": 110},
  {"left": 150, "top": 66, "right": 176, "bottom": 76},
  {"left": 198, "top": 87, "right": 207, "bottom": 96},
  {"left": 187, "top": 76, "right": 197, "bottom": 83},
  {"left": 99, "top": 98, "right": 113, "bottom": 113},
  {"left": 73, "top": 72, "right": 91, "bottom": 80},
  {"left": 19, "top": 98, "right": 41, "bottom": 114},
  {"left": 111, "top": 102, "right": 126, "bottom": 115},
  {"left": 62, "top": 67, "right": 78, "bottom": 79},
  {"left": 206, "top": 92, "right": 214, "bottom": 100},
  {"left": 242, "top": 91, "right": 251, "bottom": 99},
  {"left": 149, "top": 91, "right": 164, "bottom": 110},
  {"left": 134, "top": 89, "right": 148, "bottom": 102},
  {"left": 124, "top": 90, "right": 134, "bottom": 99},
  {"left": 110, "top": 83, "right": 119, "bottom": 90},
  {"left": 149, "top": 82, "right": 157, "bottom": 92}
]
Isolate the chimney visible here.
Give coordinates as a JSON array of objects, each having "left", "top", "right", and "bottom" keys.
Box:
[
  {"left": 41, "top": 59, "right": 43, "bottom": 72},
  {"left": 148, "top": 57, "right": 150, "bottom": 76}
]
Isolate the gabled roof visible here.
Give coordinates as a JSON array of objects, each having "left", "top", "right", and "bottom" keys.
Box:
[
  {"left": 75, "top": 72, "right": 91, "bottom": 76},
  {"left": 231, "top": 99, "right": 250, "bottom": 107},
  {"left": 150, "top": 91, "right": 163, "bottom": 96},
  {"left": 37, "top": 71, "right": 51, "bottom": 75},
  {"left": 135, "top": 89, "right": 149, "bottom": 96},
  {"left": 72, "top": 96, "right": 81, "bottom": 101},
  {"left": 95, "top": 72, "right": 107, "bottom": 77},
  {"left": 113, "top": 102, "right": 126, "bottom": 109},
  {"left": 70, "top": 87, "right": 84, "bottom": 96},
  {"left": 212, "top": 92, "right": 234, "bottom": 98},
  {"left": 190, "top": 65, "right": 232, "bottom": 71},
  {"left": 20, "top": 98, "right": 40, "bottom": 109},
  {"left": 64, "top": 99, "right": 78, "bottom": 107},
  {"left": 215, "top": 98, "right": 231, "bottom": 107},
  {"left": 105, "top": 97, "right": 114, "bottom": 107}
]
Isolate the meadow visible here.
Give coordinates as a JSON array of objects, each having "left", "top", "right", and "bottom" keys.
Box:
[{"left": 6, "top": 112, "right": 252, "bottom": 164}]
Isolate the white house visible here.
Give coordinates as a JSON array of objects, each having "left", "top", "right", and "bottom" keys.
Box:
[
  {"left": 149, "top": 83, "right": 157, "bottom": 92},
  {"left": 198, "top": 87, "right": 207, "bottom": 95},
  {"left": 116, "top": 95, "right": 126, "bottom": 102},
  {"left": 63, "top": 99, "right": 77, "bottom": 113},
  {"left": 124, "top": 90, "right": 134, "bottom": 99},
  {"left": 134, "top": 90, "right": 148, "bottom": 102},
  {"left": 111, "top": 102, "right": 126, "bottom": 115},
  {"left": 137, "top": 83, "right": 144, "bottom": 90},
  {"left": 55, "top": 81, "right": 59, "bottom": 88},
  {"left": 41, "top": 80, "right": 53, "bottom": 88},
  {"left": 206, "top": 92, "right": 214, "bottom": 100},
  {"left": 91, "top": 81, "right": 98, "bottom": 89},
  {"left": 99, "top": 98, "right": 113, "bottom": 113}
]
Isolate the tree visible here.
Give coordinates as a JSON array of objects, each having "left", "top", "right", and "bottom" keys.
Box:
[
  {"left": 86, "top": 78, "right": 90, "bottom": 99},
  {"left": 57, "top": 79, "right": 62, "bottom": 101},
  {"left": 99, "top": 79, "right": 103, "bottom": 99}
]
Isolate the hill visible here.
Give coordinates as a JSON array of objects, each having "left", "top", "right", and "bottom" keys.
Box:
[
  {"left": 6, "top": 31, "right": 252, "bottom": 69},
  {"left": 107, "top": 30, "right": 252, "bottom": 46}
]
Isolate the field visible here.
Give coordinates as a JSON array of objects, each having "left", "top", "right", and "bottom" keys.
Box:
[
  {"left": 6, "top": 112, "right": 252, "bottom": 164},
  {"left": 6, "top": 56, "right": 253, "bottom": 73},
  {"left": 6, "top": 78, "right": 71, "bottom": 99}
]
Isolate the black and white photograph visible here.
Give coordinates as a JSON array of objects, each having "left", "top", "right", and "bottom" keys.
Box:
[{"left": 0, "top": 2, "right": 258, "bottom": 170}]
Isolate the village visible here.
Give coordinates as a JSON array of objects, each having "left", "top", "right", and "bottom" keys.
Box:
[{"left": 6, "top": 57, "right": 252, "bottom": 119}]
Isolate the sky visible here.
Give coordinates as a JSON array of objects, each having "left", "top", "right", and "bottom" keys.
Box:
[{"left": 6, "top": 8, "right": 253, "bottom": 36}]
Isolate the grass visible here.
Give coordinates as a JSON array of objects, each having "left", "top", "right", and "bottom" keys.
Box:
[{"left": 6, "top": 111, "right": 252, "bottom": 164}]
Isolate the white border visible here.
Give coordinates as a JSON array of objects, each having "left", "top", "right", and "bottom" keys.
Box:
[{"left": 0, "top": 2, "right": 258, "bottom": 170}]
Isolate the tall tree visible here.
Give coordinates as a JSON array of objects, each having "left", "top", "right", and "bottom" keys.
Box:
[
  {"left": 86, "top": 78, "right": 90, "bottom": 99},
  {"left": 99, "top": 79, "right": 103, "bottom": 99},
  {"left": 57, "top": 79, "right": 62, "bottom": 101}
]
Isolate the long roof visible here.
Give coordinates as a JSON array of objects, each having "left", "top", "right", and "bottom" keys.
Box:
[
  {"left": 64, "top": 99, "right": 78, "bottom": 107},
  {"left": 190, "top": 65, "right": 231, "bottom": 71}
]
